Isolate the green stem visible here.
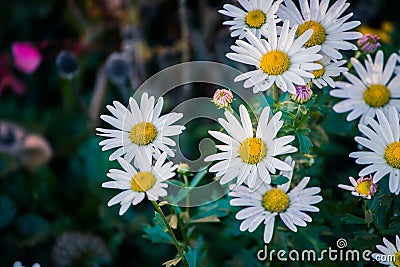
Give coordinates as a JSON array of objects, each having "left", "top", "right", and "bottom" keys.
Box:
[
  {"left": 152, "top": 201, "right": 189, "bottom": 267},
  {"left": 70, "top": 78, "right": 88, "bottom": 117},
  {"left": 347, "top": 51, "right": 362, "bottom": 70},
  {"left": 183, "top": 174, "right": 190, "bottom": 209},
  {"left": 293, "top": 104, "right": 301, "bottom": 128},
  {"left": 295, "top": 108, "right": 309, "bottom": 129},
  {"left": 273, "top": 83, "right": 279, "bottom": 109},
  {"left": 168, "top": 204, "right": 190, "bottom": 248}
]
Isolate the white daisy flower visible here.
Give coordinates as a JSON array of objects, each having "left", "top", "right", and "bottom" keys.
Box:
[
  {"left": 277, "top": 0, "right": 362, "bottom": 60},
  {"left": 330, "top": 51, "right": 400, "bottom": 123},
  {"left": 349, "top": 107, "right": 400, "bottom": 195},
  {"left": 338, "top": 175, "right": 377, "bottom": 199},
  {"left": 226, "top": 20, "right": 322, "bottom": 94},
  {"left": 309, "top": 55, "right": 348, "bottom": 89},
  {"left": 372, "top": 235, "right": 400, "bottom": 266},
  {"left": 219, "top": 0, "right": 282, "bottom": 39},
  {"left": 229, "top": 168, "right": 322, "bottom": 244},
  {"left": 204, "top": 104, "right": 297, "bottom": 188},
  {"left": 96, "top": 93, "right": 185, "bottom": 163},
  {"left": 103, "top": 151, "right": 176, "bottom": 215}
]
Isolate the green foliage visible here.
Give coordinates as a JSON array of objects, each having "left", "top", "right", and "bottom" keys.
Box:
[
  {"left": 271, "top": 174, "right": 289, "bottom": 185},
  {"left": 0, "top": 195, "right": 17, "bottom": 229},
  {"left": 184, "top": 237, "right": 206, "bottom": 267}
]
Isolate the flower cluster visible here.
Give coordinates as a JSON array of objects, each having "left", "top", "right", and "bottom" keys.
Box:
[
  {"left": 97, "top": 93, "right": 185, "bottom": 215},
  {"left": 216, "top": 0, "right": 398, "bottom": 249},
  {"left": 95, "top": 0, "right": 399, "bottom": 261}
]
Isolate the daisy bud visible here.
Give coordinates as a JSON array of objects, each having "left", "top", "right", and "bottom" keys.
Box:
[
  {"left": 56, "top": 50, "right": 79, "bottom": 80},
  {"left": 177, "top": 162, "right": 190, "bottom": 175},
  {"left": 338, "top": 174, "right": 377, "bottom": 199},
  {"left": 105, "top": 52, "right": 130, "bottom": 85},
  {"left": 290, "top": 85, "right": 313, "bottom": 104},
  {"left": 356, "top": 175, "right": 377, "bottom": 197},
  {"left": 212, "top": 89, "right": 234, "bottom": 109},
  {"left": 357, "top": 34, "right": 381, "bottom": 54}
]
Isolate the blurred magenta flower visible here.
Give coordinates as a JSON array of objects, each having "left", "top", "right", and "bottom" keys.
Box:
[
  {"left": 12, "top": 42, "right": 42, "bottom": 74},
  {"left": 0, "top": 55, "right": 25, "bottom": 96}
]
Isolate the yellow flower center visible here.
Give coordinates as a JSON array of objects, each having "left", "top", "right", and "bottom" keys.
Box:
[
  {"left": 296, "top": 20, "right": 327, "bottom": 47},
  {"left": 363, "top": 84, "right": 391, "bottom": 108},
  {"left": 262, "top": 188, "right": 290, "bottom": 213},
  {"left": 245, "top": 9, "right": 266, "bottom": 29},
  {"left": 393, "top": 251, "right": 400, "bottom": 267},
  {"left": 259, "top": 50, "right": 291, "bottom": 76},
  {"left": 238, "top": 137, "right": 267, "bottom": 164},
  {"left": 131, "top": 171, "right": 156, "bottom": 192},
  {"left": 312, "top": 62, "right": 325, "bottom": 78},
  {"left": 384, "top": 142, "right": 400, "bottom": 169},
  {"left": 129, "top": 122, "right": 158, "bottom": 146},
  {"left": 356, "top": 180, "right": 372, "bottom": 196}
]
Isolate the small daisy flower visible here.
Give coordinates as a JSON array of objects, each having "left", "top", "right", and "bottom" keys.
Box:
[
  {"left": 330, "top": 50, "right": 400, "bottom": 123},
  {"left": 309, "top": 55, "right": 348, "bottom": 89},
  {"left": 103, "top": 152, "right": 176, "bottom": 215},
  {"left": 204, "top": 104, "right": 297, "bottom": 188},
  {"left": 277, "top": 0, "right": 362, "bottom": 60},
  {"left": 227, "top": 20, "right": 322, "bottom": 94},
  {"left": 212, "top": 88, "right": 234, "bottom": 109},
  {"left": 338, "top": 175, "right": 377, "bottom": 199},
  {"left": 349, "top": 107, "right": 400, "bottom": 195},
  {"left": 96, "top": 93, "right": 185, "bottom": 163},
  {"left": 219, "top": 0, "right": 282, "bottom": 39},
  {"left": 372, "top": 235, "right": 400, "bottom": 266},
  {"left": 290, "top": 85, "right": 313, "bottom": 104},
  {"left": 357, "top": 34, "right": 381, "bottom": 54},
  {"left": 229, "top": 169, "right": 322, "bottom": 244}
]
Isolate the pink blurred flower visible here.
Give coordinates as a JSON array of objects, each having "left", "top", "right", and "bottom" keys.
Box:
[
  {"left": 0, "top": 55, "right": 25, "bottom": 96},
  {"left": 12, "top": 42, "right": 42, "bottom": 74}
]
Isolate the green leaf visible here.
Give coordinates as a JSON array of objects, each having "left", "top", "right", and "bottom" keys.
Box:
[
  {"left": 271, "top": 174, "right": 289, "bottom": 185},
  {"left": 167, "top": 179, "right": 187, "bottom": 187},
  {"left": 295, "top": 225, "right": 329, "bottom": 252},
  {"left": 364, "top": 209, "right": 374, "bottom": 225},
  {"left": 341, "top": 214, "right": 367, "bottom": 225},
  {"left": 381, "top": 217, "right": 400, "bottom": 235},
  {"left": 190, "top": 198, "right": 230, "bottom": 222},
  {"left": 184, "top": 236, "right": 206, "bottom": 267},
  {"left": 0, "top": 195, "right": 17, "bottom": 229},
  {"left": 189, "top": 215, "right": 220, "bottom": 224},
  {"left": 162, "top": 257, "right": 181, "bottom": 267},
  {"left": 189, "top": 167, "right": 209, "bottom": 188},
  {"left": 153, "top": 211, "right": 168, "bottom": 232},
  {"left": 296, "top": 131, "right": 313, "bottom": 154},
  {"left": 171, "top": 167, "right": 208, "bottom": 205},
  {"left": 16, "top": 213, "right": 50, "bottom": 245},
  {"left": 142, "top": 224, "right": 174, "bottom": 245}
]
